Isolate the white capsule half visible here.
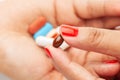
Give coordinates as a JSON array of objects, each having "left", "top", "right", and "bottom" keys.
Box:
[
  {"left": 60, "top": 41, "right": 70, "bottom": 50},
  {"left": 36, "top": 36, "right": 70, "bottom": 50},
  {"left": 35, "top": 36, "right": 54, "bottom": 47}
]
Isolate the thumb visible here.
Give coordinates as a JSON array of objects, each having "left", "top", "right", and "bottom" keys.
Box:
[
  {"left": 45, "top": 46, "right": 103, "bottom": 80},
  {"left": 60, "top": 25, "right": 120, "bottom": 58}
]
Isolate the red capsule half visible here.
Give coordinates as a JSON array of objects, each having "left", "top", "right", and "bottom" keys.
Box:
[{"left": 28, "top": 16, "right": 46, "bottom": 34}]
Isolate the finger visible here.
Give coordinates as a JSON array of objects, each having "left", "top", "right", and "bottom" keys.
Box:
[
  {"left": 92, "top": 62, "right": 119, "bottom": 77},
  {"left": 45, "top": 46, "right": 103, "bottom": 80},
  {"left": 74, "top": 0, "right": 120, "bottom": 18},
  {"left": 2, "top": 0, "right": 120, "bottom": 31},
  {"left": 55, "top": 0, "right": 120, "bottom": 27},
  {"left": 66, "top": 48, "right": 119, "bottom": 77},
  {"left": 86, "top": 17, "right": 120, "bottom": 29},
  {"left": 56, "top": 0, "right": 120, "bottom": 24},
  {"left": 60, "top": 25, "right": 120, "bottom": 58},
  {"left": 85, "top": 59, "right": 120, "bottom": 77},
  {"left": 82, "top": 52, "right": 120, "bottom": 77}
]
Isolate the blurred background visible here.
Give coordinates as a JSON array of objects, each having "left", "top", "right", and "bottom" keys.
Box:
[{"left": 0, "top": 73, "right": 10, "bottom": 80}]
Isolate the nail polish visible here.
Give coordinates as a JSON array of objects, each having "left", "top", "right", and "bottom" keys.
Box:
[
  {"left": 44, "top": 48, "right": 52, "bottom": 58},
  {"left": 61, "top": 25, "right": 78, "bottom": 37},
  {"left": 104, "top": 60, "right": 118, "bottom": 64}
]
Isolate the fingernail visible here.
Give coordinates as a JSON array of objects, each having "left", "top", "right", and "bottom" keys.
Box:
[
  {"left": 44, "top": 48, "right": 52, "bottom": 58},
  {"left": 104, "top": 60, "right": 118, "bottom": 64},
  {"left": 61, "top": 25, "right": 78, "bottom": 37}
]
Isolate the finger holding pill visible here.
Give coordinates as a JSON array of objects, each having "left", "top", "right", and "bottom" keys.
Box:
[
  {"left": 35, "top": 35, "right": 70, "bottom": 50},
  {"left": 53, "top": 35, "right": 70, "bottom": 50},
  {"left": 35, "top": 33, "right": 70, "bottom": 50}
]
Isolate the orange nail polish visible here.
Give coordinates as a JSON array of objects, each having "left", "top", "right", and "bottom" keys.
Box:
[{"left": 61, "top": 25, "right": 78, "bottom": 37}]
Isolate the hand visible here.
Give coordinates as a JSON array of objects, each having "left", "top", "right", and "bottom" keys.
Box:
[
  {"left": 59, "top": 25, "right": 120, "bottom": 59},
  {"left": 1, "top": 0, "right": 120, "bottom": 30},
  {"left": 45, "top": 46, "right": 120, "bottom": 80},
  {"left": 0, "top": 0, "right": 120, "bottom": 80},
  {"left": 45, "top": 25, "right": 120, "bottom": 80},
  {"left": 2, "top": 33, "right": 119, "bottom": 80}
]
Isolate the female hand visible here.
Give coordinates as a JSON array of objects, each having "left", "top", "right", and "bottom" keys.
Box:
[
  {"left": 45, "top": 24, "right": 120, "bottom": 80},
  {"left": 59, "top": 25, "right": 120, "bottom": 59},
  {"left": 0, "top": 0, "right": 120, "bottom": 80}
]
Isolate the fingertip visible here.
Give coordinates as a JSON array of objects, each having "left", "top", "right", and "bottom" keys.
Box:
[
  {"left": 94, "top": 61, "right": 120, "bottom": 77},
  {"left": 45, "top": 46, "right": 71, "bottom": 65}
]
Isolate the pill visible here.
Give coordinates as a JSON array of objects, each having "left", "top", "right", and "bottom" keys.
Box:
[
  {"left": 28, "top": 16, "right": 46, "bottom": 34},
  {"left": 53, "top": 35, "right": 64, "bottom": 48},
  {"left": 36, "top": 35, "right": 70, "bottom": 50},
  {"left": 60, "top": 41, "right": 70, "bottom": 50},
  {"left": 33, "top": 23, "right": 53, "bottom": 39},
  {"left": 35, "top": 36, "right": 54, "bottom": 47}
]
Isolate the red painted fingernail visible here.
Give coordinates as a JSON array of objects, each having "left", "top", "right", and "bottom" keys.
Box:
[
  {"left": 104, "top": 60, "right": 118, "bottom": 64},
  {"left": 61, "top": 25, "right": 78, "bottom": 37},
  {"left": 44, "top": 48, "right": 52, "bottom": 58}
]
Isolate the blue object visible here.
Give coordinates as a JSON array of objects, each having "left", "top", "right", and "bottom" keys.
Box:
[{"left": 33, "top": 23, "right": 53, "bottom": 39}]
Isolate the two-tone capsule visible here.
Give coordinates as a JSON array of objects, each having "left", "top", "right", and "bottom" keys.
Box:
[
  {"left": 53, "top": 35, "right": 70, "bottom": 50},
  {"left": 35, "top": 27, "right": 70, "bottom": 50},
  {"left": 53, "top": 35, "right": 64, "bottom": 48},
  {"left": 35, "top": 35, "right": 69, "bottom": 50}
]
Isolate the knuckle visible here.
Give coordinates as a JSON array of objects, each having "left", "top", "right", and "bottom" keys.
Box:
[
  {"left": 87, "top": 0, "right": 105, "bottom": 18},
  {"left": 86, "top": 28, "right": 104, "bottom": 48},
  {"left": 54, "top": 0, "right": 82, "bottom": 26}
]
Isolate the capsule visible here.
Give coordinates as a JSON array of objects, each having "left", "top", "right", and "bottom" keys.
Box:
[
  {"left": 33, "top": 23, "right": 53, "bottom": 39},
  {"left": 35, "top": 25, "right": 70, "bottom": 50},
  {"left": 53, "top": 35, "right": 70, "bottom": 50},
  {"left": 35, "top": 36, "right": 54, "bottom": 47},
  {"left": 53, "top": 35, "right": 64, "bottom": 48},
  {"left": 60, "top": 41, "right": 70, "bottom": 50},
  {"left": 28, "top": 16, "right": 46, "bottom": 34}
]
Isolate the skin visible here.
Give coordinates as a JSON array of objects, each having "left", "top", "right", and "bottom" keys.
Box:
[{"left": 0, "top": 0, "right": 120, "bottom": 80}]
